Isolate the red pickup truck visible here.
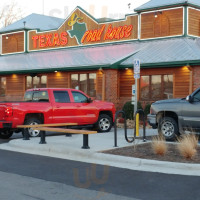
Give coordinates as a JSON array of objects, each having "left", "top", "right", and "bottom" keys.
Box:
[{"left": 0, "top": 88, "right": 116, "bottom": 138}]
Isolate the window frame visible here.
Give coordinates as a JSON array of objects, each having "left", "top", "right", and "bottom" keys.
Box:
[
  {"left": 0, "top": 77, "right": 6, "bottom": 97},
  {"left": 70, "top": 72, "right": 97, "bottom": 97},
  {"left": 140, "top": 74, "right": 173, "bottom": 101},
  {"left": 26, "top": 75, "right": 47, "bottom": 90}
]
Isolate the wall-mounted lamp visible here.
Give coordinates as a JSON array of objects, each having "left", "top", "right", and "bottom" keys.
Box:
[
  {"left": 54, "top": 71, "right": 58, "bottom": 73},
  {"left": 154, "top": 11, "right": 162, "bottom": 18},
  {"left": 186, "top": 64, "right": 192, "bottom": 71},
  {"left": 6, "top": 36, "right": 9, "bottom": 40},
  {"left": 125, "top": 68, "right": 129, "bottom": 70}
]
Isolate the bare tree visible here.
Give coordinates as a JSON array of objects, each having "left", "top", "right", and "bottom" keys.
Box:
[{"left": 0, "top": 1, "right": 23, "bottom": 28}]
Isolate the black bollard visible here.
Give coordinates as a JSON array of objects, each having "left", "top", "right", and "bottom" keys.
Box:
[
  {"left": 82, "top": 134, "right": 90, "bottom": 149},
  {"left": 39, "top": 131, "right": 46, "bottom": 144}
]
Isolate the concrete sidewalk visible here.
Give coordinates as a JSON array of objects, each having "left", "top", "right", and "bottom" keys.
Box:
[{"left": 0, "top": 128, "right": 199, "bottom": 176}]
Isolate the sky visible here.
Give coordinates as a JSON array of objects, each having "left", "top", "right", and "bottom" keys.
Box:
[{"left": 1, "top": 0, "right": 148, "bottom": 19}]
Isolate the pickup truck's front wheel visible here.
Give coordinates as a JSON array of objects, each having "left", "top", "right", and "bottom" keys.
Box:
[
  {"left": 24, "top": 118, "right": 42, "bottom": 137},
  {"left": 158, "top": 117, "right": 179, "bottom": 141},
  {"left": 96, "top": 114, "right": 112, "bottom": 133}
]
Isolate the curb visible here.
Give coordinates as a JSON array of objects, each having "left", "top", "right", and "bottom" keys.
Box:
[{"left": 0, "top": 139, "right": 200, "bottom": 177}]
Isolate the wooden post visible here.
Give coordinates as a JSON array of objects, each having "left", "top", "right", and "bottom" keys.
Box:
[
  {"left": 187, "top": 65, "right": 193, "bottom": 94},
  {"left": 102, "top": 70, "right": 106, "bottom": 101},
  {"left": 189, "top": 70, "right": 193, "bottom": 94}
]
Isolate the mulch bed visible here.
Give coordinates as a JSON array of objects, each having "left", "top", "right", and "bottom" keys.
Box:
[{"left": 102, "top": 142, "right": 200, "bottom": 164}]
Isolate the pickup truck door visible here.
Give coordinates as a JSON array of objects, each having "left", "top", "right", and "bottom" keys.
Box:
[
  {"left": 71, "top": 91, "right": 97, "bottom": 124},
  {"left": 181, "top": 90, "right": 200, "bottom": 130},
  {"left": 52, "top": 90, "right": 77, "bottom": 123}
]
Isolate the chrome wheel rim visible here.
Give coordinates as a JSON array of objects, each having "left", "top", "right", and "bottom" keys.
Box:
[
  {"left": 28, "top": 122, "right": 40, "bottom": 137},
  {"left": 99, "top": 118, "right": 110, "bottom": 131},
  {"left": 161, "top": 121, "right": 174, "bottom": 137}
]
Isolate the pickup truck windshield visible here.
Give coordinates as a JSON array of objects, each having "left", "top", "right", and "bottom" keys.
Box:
[{"left": 24, "top": 91, "right": 49, "bottom": 102}]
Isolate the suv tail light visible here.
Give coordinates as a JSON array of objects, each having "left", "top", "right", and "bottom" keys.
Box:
[{"left": 5, "top": 106, "right": 13, "bottom": 117}]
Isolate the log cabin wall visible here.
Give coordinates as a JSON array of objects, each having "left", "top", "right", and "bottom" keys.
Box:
[
  {"left": 140, "top": 8, "right": 184, "bottom": 39},
  {"left": 119, "top": 66, "right": 190, "bottom": 108},
  {"left": 5, "top": 74, "right": 25, "bottom": 101},
  {"left": 47, "top": 72, "right": 69, "bottom": 88},
  {"left": 188, "top": 7, "right": 200, "bottom": 37},
  {"left": 2, "top": 31, "right": 25, "bottom": 54},
  {"left": 0, "top": 69, "right": 103, "bottom": 101}
]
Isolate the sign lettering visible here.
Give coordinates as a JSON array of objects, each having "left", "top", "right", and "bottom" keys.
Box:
[{"left": 32, "top": 32, "right": 68, "bottom": 48}]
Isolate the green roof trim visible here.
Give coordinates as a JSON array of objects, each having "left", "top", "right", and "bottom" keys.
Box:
[{"left": 0, "top": 65, "right": 110, "bottom": 75}]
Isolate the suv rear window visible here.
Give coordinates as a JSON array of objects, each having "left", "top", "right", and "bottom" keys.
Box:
[{"left": 24, "top": 91, "right": 49, "bottom": 102}]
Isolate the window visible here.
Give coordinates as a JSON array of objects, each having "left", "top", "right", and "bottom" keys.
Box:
[
  {"left": 140, "top": 76, "right": 150, "bottom": 100},
  {"left": 72, "top": 91, "right": 88, "bottom": 103},
  {"left": 193, "top": 90, "right": 200, "bottom": 102},
  {"left": 26, "top": 75, "right": 47, "bottom": 89},
  {"left": 140, "top": 75, "right": 173, "bottom": 101},
  {"left": 24, "top": 91, "right": 49, "bottom": 102},
  {"left": 53, "top": 91, "right": 70, "bottom": 103},
  {"left": 151, "top": 75, "right": 162, "bottom": 99},
  {"left": 71, "top": 73, "right": 96, "bottom": 96},
  {"left": 0, "top": 77, "right": 6, "bottom": 97}
]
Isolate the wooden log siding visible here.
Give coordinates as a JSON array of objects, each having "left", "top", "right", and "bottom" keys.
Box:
[
  {"left": 6, "top": 74, "right": 25, "bottom": 101},
  {"left": 119, "top": 67, "right": 190, "bottom": 99},
  {"left": 141, "top": 8, "right": 183, "bottom": 39},
  {"left": 119, "top": 69, "right": 135, "bottom": 97},
  {"left": 96, "top": 70, "right": 103, "bottom": 100},
  {"left": 47, "top": 72, "right": 69, "bottom": 88},
  {"left": 2, "top": 32, "right": 24, "bottom": 54},
  {"left": 188, "top": 8, "right": 200, "bottom": 37}
]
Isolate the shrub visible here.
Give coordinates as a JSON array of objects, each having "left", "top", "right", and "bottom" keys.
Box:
[
  {"left": 177, "top": 134, "right": 198, "bottom": 159},
  {"left": 151, "top": 135, "right": 167, "bottom": 156},
  {"left": 144, "top": 103, "right": 151, "bottom": 118},
  {"left": 122, "top": 101, "right": 142, "bottom": 120}
]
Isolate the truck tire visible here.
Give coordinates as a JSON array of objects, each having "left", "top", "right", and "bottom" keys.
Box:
[
  {"left": 158, "top": 117, "right": 179, "bottom": 141},
  {"left": 96, "top": 114, "right": 112, "bottom": 133},
  {"left": 0, "top": 130, "right": 13, "bottom": 139},
  {"left": 24, "top": 118, "right": 43, "bottom": 137}
]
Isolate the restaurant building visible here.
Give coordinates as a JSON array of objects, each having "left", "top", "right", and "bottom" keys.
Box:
[{"left": 1, "top": 0, "right": 200, "bottom": 109}]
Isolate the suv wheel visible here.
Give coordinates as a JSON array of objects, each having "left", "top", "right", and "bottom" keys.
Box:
[
  {"left": 158, "top": 117, "right": 179, "bottom": 141},
  {"left": 96, "top": 114, "right": 112, "bottom": 132}
]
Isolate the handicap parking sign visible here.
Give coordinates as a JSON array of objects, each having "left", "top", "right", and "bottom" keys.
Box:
[{"left": 134, "top": 59, "right": 140, "bottom": 74}]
